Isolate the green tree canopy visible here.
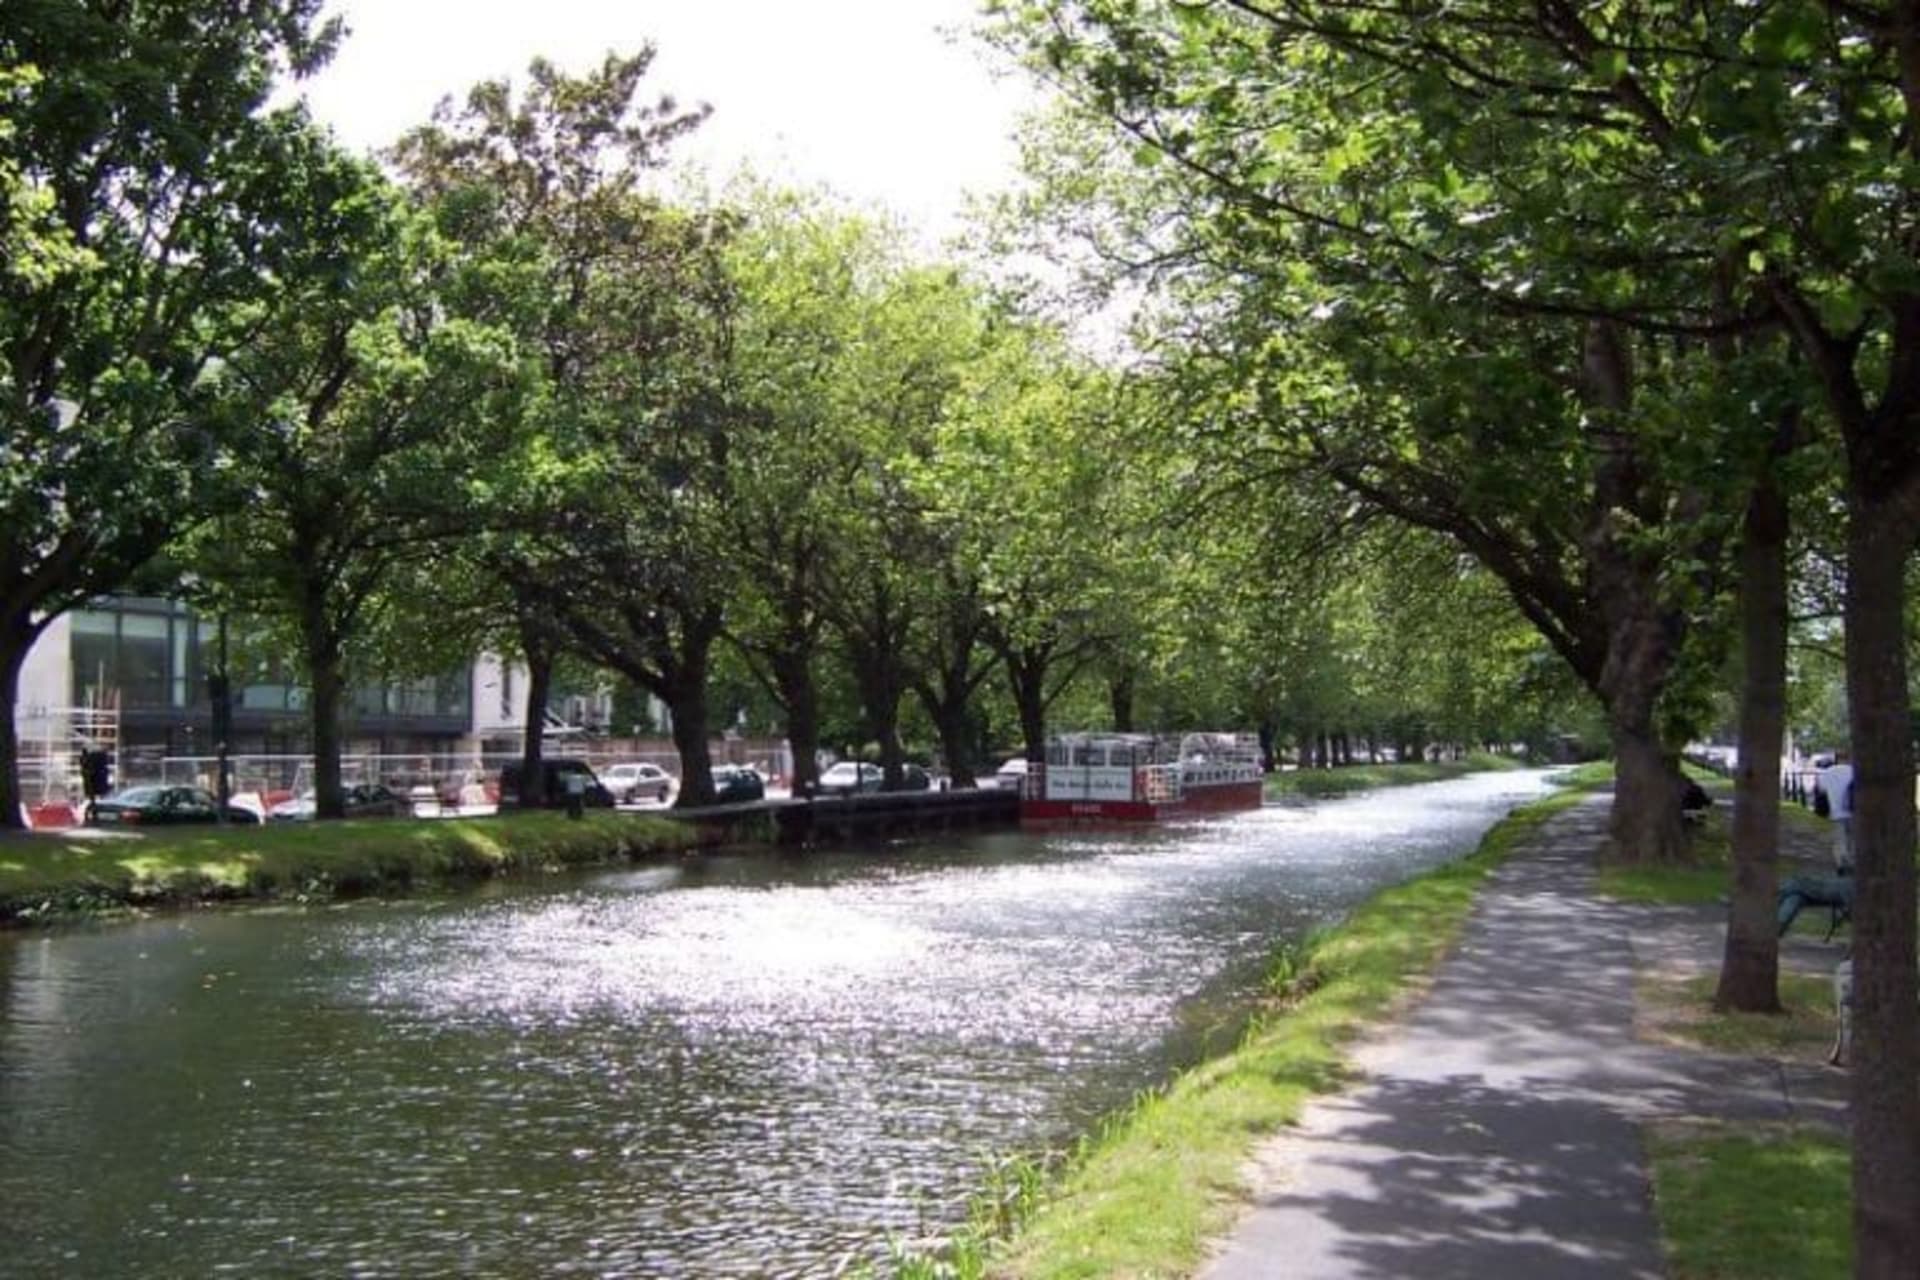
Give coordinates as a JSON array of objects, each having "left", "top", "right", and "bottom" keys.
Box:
[{"left": 0, "top": 0, "right": 344, "bottom": 826}]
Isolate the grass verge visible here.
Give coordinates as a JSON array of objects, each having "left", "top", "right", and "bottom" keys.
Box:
[
  {"left": 0, "top": 811, "right": 699, "bottom": 924},
  {"left": 1650, "top": 1124, "right": 1850, "bottom": 1279},
  {"left": 884, "top": 775, "right": 1602, "bottom": 1278},
  {"left": 1595, "top": 802, "right": 1845, "bottom": 922},
  {"left": 1266, "top": 750, "right": 1524, "bottom": 799},
  {"left": 1598, "top": 805, "right": 1731, "bottom": 905},
  {"left": 1637, "top": 972, "right": 1837, "bottom": 1064},
  {"left": 1551, "top": 759, "right": 1617, "bottom": 790}
]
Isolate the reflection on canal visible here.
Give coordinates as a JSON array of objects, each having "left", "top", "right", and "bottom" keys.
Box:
[{"left": 0, "top": 770, "right": 1556, "bottom": 1276}]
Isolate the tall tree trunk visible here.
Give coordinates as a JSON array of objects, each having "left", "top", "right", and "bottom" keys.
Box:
[
  {"left": 1845, "top": 496, "right": 1920, "bottom": 1274},
  {"left": 926, "top": 702, "right": 976, "bottom": 788},
  {"left": 1596, "top": 597, "right": 1689, "bottom": 863},
  {"left": 772, "top": 648, "right": 821, "bottom": 794},
  {"left": 1109, "top": 667, "right": 1135, "bottom": 733},
  {"left": 835, "top": 576, "right": 914, "bottom": 789},
  {"left": 1008, "top": 650, "right": 1048, "bottom": 762},
  {"left": 0, "top": 621, "right": 28, "bottom": 831},
  {"left": 916, "top": 663, "right": 987, "bottom": 788},
  {"left": 1717, "top": 460, "right": 1788, "bottom": 1012},
  {"left": 1580, "top": 318, "right": 1691, "bottom": 864},
  {"left": 910, "top": 581, "right": 993, "bottom": 789},
  {"left": 518, "top": 627, "right": 554, "bottom": 807},
  {"left": 876, "top": 724, "right": 905, "bottom": 785},
  {"left": 666, "top": 657, "right": 715, "bottom": 809},
  {"left": 307, "top": 640, "right": 346, "bottom": 821},
  {"left": 1607, "top": 714, "right": 1686, "bottom": 863},
  {"left": 848, "top": 637, "right": 907, "bottom": 788}
]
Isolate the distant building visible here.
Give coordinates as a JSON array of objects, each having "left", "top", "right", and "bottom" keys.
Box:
[{"left": 13, "top": 596, "right": 604, "bottom": 798}]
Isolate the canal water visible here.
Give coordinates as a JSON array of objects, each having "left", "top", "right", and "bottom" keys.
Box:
[{"left": 0, "top": 770, "right": 1557, "bottom": 1276}]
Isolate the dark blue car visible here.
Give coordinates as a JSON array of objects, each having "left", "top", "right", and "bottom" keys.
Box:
[{"left": 710, "top": 765, "right": 766, "bottom": 803}]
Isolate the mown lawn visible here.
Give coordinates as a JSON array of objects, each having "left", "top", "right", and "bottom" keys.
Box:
[
  {"left": 1638, "top": 972, "right": 1839, "bottom": 1063},
  {"left": 0, "top": 810, "right": 698, "bottom": 923},
  {"left": 1596, "top": 799, "right": 1836, "bottom": 912},
  {"left": 1591, "top": 784, "right": 1853, "bottom": 1280},
  {"left": 1265, "top": 750, "right": 1525, "bottom": 798},
  {"left": 1651, "top": 1125, "right": 1850, "bottom": 1279}
]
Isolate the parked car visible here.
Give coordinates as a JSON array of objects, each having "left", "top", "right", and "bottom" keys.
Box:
[
  {"left": 602, "top": 761, "right": 674, "bottom": 804},
  {"left": 88, "top": 784, "right": 262, "bottom": 827},
  {"left": 990, "top": 758, "right": 1032, "bottom": 790},
  {"left": 710, "top": 764, "right": 766, "bottom": 804},
  {"left": 436, "top": 771, "right": 496, "bottom": 810},
  {"left": 497, "top": 759, "right": 615, "bottom": 811},
  {"left": 268, "top": 783, "right": 410, "bottom": 822},
  {"left": 890, "top": 763, "right": 933, "bottom": 792},
  {"left": 817, "top": 761, "right": 884, "bottom": 795}
]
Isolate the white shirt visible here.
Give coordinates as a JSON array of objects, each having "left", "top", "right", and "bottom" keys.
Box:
[{"left": 1819, "top": 761, "right": 1855, "bottom": 821}]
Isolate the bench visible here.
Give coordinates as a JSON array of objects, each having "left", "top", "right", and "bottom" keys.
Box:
[{"left": 1777, "top": 873, "right": 1852, "bottom": 942}]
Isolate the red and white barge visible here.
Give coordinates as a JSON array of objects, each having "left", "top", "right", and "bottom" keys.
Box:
[{"left": 1018, "top": 732, "right": 1265, "bottom": 825}]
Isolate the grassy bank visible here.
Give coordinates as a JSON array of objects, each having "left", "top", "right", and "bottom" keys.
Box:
[
  {"left": 1592, "top": 779, "right": 1853, "bottom": 1278},
  {"left": 1265, "top": 750, "right": 1525, "bottom": 799},
  {"left": 889, "top": 773, "right": 1600, "bottom": 1278},
  {"left": 1651, "top": 1126, "right": 1850, "bottom": 1279},
  {"left": 0, "top": 811, "right": 700, "bottom": 924},
  {"left": 1596, "top": 800, "right": 1834, "bottom": 912}
]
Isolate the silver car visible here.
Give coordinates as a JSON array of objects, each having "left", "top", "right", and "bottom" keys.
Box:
[
  {"left": 817, "top": 761, "right": 884, "bottom": 795},
  {"left": 602, "top": 762, "right": 674, "bottom": 804}
]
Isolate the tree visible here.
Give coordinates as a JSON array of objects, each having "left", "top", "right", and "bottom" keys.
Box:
[
  {"left": 0, "top": 0, "right": 342, "bottom": 827},
  {"left": 192, "top": 143, "right": 520, "bottom": 818},
  {"left": 717, "top": 189, "right": 884, "bottom": 794},
  {"left": 924, "top": 321, "right": 1119, "bottom": 759},
  {"left": 391, "top": 52, "right": 729, "bottom": 802},
  {"left": 908, "top": 562, "right": 1000, "bottom": 785},
  {"left": 507, "top": 204, "right": 740, "bottom": 807},
  {"left": 816, "top": 264, "right": 991, "bottom": 786}
]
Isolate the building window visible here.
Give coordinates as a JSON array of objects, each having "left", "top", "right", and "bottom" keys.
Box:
[
  {"left": 438, "top": 672, "right": 471, "bottom": 718},
  {"left": 70, "top": 611, "right": 117, "bottom": 707},
  {"left": 500, "top": 666, "right": 514, "bottom": 722},
  {"left": 170, "top": 616, "right": 190, "bottom": 708},
  {"left": 391, "top": 678, "right": 434, "bottom": 717},
  {"left": 118, "top": 614, "right": 170, "bottom": 707}
]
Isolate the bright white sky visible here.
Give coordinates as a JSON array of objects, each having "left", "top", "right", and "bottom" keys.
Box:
[{"left": 296, "top": 0, "right": 1039, "bottom": 243}]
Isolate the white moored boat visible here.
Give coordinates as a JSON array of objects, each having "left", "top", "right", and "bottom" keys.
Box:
[{"left": 1018, "top": 732, "right": 1265, "bottom": 825}]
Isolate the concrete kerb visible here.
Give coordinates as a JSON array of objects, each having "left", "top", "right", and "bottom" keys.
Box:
[{"left": 1201, "top": 792, "right": 1847, "bottom": 1280}]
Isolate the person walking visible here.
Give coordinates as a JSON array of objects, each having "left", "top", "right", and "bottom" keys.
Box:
[{"left": 1817, "top": 749, "right": 1855, "bottom": 872}]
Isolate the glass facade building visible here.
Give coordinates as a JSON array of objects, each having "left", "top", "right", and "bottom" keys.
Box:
[
  {"left": 67, "top": 598, "right": 473, "bottom": 758},
  {"left": 69, "top": 600, "right": 197, "bottom": 712}
]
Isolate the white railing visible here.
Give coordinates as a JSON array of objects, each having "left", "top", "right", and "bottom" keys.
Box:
[
  {"left": 16, "top": 703, "right": 119, "bottom": 807},
  {"left": 1137, "top": 764, "right": 1182, "bottom": 805},
  {"left": 1020, "top": 763, "right": 1047, "bottom": 801},
  {"left": 1179, "top": 759, "right": 1263, "bottom": 790}
]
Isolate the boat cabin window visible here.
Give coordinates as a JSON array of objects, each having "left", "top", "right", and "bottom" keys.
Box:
[{"left": 1047, "top": 736, "right": 1156, "bottom": 768}]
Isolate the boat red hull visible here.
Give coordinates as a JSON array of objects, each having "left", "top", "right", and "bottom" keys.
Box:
[{"left": 1020, "top": 779, "right": 1265, "bottom": 826}]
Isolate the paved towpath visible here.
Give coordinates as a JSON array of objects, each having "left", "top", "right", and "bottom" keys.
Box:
[{"left": 1201, "top": 794, "right": 1845, "bottom": 1280}]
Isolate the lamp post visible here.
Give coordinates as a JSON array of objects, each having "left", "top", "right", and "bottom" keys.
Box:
[{"left": 211, "top": 611, "right": 232, "bottom": 821}]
